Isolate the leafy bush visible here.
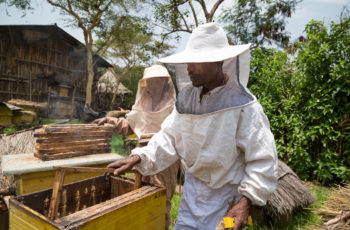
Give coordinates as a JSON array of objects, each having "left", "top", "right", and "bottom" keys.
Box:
[{"left": 249, "top": 18, "right": 350, "bottom": 184}]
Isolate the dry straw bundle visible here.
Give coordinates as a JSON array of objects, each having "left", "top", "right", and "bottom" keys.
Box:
[
  {"left": 0, "top": 128, "right": 36, "bottom": 194},
  {"left": 216, "top": 160, "right": 314, "bottom": 229},
  {"left": 316, "top": 184, "right": 350, "bottom": 230},
  {"left": 262, "top": 160, "right": 315, "bottom": 223}
]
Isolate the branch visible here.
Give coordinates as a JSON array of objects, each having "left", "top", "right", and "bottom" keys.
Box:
[
  {"left": 95, "top": 16, "right": 128, "bottom": 55},
  {"left": 188, "top": 0, "right": 198, "bottom": 26},
  {"left": 88, "top": 0, "right": 113, "bottom": 31},
  {"left": 209, "top": 0, "right": 225, "bottom": 22},
  {"left": 160, "top": 27, "right": 192, "bottom": 46},
  {"left": 195, "top": 0, "right": 209, "bottom": 22},
  {"left": 47, "top": 0, "right": 87, "bottom": 34},
  {"left": 177, "top": 7, "right": 191, "bottom": 32},
  {"left": 151, "top": 21, "right": 191, "bottom": 34}
]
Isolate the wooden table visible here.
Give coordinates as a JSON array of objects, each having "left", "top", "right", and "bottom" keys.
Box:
[{"left": 1, "top": 153, "right": 123, "bottom": 195}]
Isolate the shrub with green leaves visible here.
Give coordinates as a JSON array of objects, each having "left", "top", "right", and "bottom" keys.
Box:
[{"left": 249, "top": 18, "right": 350, "bottom": 184}]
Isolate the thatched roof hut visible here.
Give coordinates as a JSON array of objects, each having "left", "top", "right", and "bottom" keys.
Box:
[
  {"left": 97, "top": 69, "right": 132, "bottom": 95},
  {"left": 96, "top": 69, "right": 132, "bottom": 110}
]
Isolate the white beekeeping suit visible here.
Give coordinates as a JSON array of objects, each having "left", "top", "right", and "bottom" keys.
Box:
[
  {"left": 130, "top": 23, "right": 278, "bottom": 230},
  {"left": 126, "top": 65, "right": 176, "bottom": 139}
]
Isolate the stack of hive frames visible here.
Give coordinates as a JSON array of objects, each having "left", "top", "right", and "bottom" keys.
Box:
[{"left": 34, "top": 124, "right": 113, "bottom": 161}]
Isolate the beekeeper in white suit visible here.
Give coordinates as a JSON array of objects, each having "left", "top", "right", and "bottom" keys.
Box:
[
  {"left": 94, "top": 65, "right": 180, "bottom": 230},
  {"left": 107, "top": 22, "right": 278, "bottom": 230}
]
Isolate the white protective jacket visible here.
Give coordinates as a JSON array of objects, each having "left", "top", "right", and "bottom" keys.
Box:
[{"left": 131, "top": 50, "right": 278, "bottom": 206}]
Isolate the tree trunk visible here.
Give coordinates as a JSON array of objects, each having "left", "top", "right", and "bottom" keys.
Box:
[
  {"left": 85, "top": 43, "right": 94, "bottom": 109},
  {"left": 110, "top": 77, "right": 121, "bottom": 110}
]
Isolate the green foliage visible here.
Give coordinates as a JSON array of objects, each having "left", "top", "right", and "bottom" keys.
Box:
[
  {"left": 249, "top": 18, "right": 350, "bottom": 184},
  {"left": 220, "top": 0, "right": 300, "bottom": 47},
  {"left": 96, "top": 15, "right": 171, "bottom": 67},
  {"left": 2, "top": 126, "right": 19, "bottom": 134},
  {"left": 0, "top": 0, "right": 32, "bottom": 11},
  {"left": 292, "top": 18, "right": 350, "bottom": 184},
  {"left": 115, "top": 65, "right": 144, "bottom": 109}
]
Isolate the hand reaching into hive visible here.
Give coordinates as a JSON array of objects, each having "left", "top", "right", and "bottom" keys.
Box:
[
  {"left": 93, "top": 116, "right": 117, "bottom": 126},
  {"left": 92, "top": 117, "right": 131, "bottom": 136},
  {"left": 107, "top": 155, "right": 141, "bottom": 176}
]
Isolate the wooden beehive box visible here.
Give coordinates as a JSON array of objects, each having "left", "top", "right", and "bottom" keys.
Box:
[
  {"left": 9, "top": 175, "right": 166, "bottom": 230},
  {"left": 34, "top": 124, "right": 114, "bottom": 161}
]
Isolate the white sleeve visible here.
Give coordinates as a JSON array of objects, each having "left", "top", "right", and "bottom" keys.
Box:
[
  {"left": 236, "top": 104, "right": 278, "bottom": 206},
  {"left": 130, "top": 110, "right": 180, "bottom": 176}
]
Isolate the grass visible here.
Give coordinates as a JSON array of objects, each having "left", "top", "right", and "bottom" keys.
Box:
[
  {"left": 170, "top": 193, "right": 182, "bottom": 229},
  {"left": 169, "top": 183, "right": 331, "bottom": 230},
  {"left": 110, "top": 133, "right": 129, "bottom": 157}
]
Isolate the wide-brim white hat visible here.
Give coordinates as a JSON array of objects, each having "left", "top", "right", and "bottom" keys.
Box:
[
  {"left": 142, "top": 64, "right": 170, "bottom": 79},
  {"left": 159, "top": 22, "right": 251, "bottom": 63}
]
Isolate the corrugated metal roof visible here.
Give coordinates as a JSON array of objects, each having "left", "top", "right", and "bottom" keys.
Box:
[
  {"left": 0, "top": 102, "right": 23, "bottom": 111},
  {"left": 0, "top": 24, "right": 112, "bottom": 68}
]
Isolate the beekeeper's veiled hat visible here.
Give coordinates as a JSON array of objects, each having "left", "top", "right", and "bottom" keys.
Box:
[
  {"left": 159, "top": 22, "right": 250, "bottom": 64},
  {"left": 159, "top": 22, "right": 252, "bottom": 93},
  {"left": 142, "top": 64, "right": 170, "bottom": 79},
  {"left": 126, "top": 65, "right": 176, "bottom": 139}
]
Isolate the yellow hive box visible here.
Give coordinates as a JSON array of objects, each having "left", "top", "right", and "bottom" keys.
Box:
[
  {"left": 0, "top": 115, "right": 13, "bottom": 126},
  {"left": 10, "top": 175, "right": 166, "bottom": 230}
]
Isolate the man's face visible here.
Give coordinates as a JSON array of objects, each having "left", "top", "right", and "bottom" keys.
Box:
[{"left": 187, "top": 62, "right": 221, "bottom": 87}]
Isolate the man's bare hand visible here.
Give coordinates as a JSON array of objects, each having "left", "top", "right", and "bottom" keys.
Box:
[
  {"left": 107, "top": 155, "right": 141, "bottom": 176},
  {"left": 225, "top": 196, "right": 251, "bottom": 230},
  {"left": 92, "top": 117, "right": 109, "bottom": 126},
  {"left": 93, "top": 117, "right": 120, "bottom": 126}
]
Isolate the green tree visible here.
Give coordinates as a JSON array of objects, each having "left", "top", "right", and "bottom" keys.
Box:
[
  {"left": 220, "top": 0, "right": 300, "bottom": 47},
  {"left": 151, "top": 0, "right": 300, "bottom": 47},
  {"left": 95, "top": 15, "right": 172, "bottom": 108}
]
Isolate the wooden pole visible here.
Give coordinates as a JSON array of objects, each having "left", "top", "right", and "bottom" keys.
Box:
[
  {"left": 71, "top": 86, "right": 76, "bottom": 119},
  {"left": 48, "top": 168, "right": 65, "bottom": 219},
  {"left": 29, "top": 72, "right": 32, "bottom": 101},
  {"left": 47, "top": 87, "right": 51, "bottom": 117}
]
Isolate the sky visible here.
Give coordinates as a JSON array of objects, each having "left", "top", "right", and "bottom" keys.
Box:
[{"left": 1, "top": 0, "right": 349, "bottom": 57}]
